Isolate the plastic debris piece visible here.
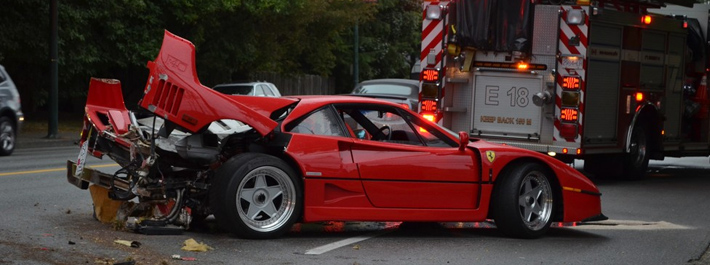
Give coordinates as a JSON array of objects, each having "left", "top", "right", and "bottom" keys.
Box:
[
  {"left": 89, "top": 185, "right": 123, "bottom": 224},
  {"left": 181, "top": 238, "right": 213, "bottom": 252},
  {"left": 114, "top": 240, "right": 141, "bottom": 248},
  {"left": 172, "top": 254, "right": 181, "bottom": 260},
  {"left": 68, "top": 241, "right": 76, "bottom": 245}
]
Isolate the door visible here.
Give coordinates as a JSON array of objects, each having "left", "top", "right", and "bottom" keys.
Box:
[{"left": 335, "top": 103, "right": 481, "bottom": 209}]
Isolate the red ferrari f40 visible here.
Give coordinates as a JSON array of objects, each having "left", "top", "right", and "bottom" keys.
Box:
[{"left": 67, "top": 31, "right": 605, "bottom": 239}]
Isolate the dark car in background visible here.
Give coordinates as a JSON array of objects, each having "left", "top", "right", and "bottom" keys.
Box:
[
  {"left": 351, "top": 79, "right": 420, "bottom": 112},
  {"left": 213, "top": 81, "right": 281, "bottom": 97},
  {"left": 0, "top": 65, "right": 24, "bottom": 156}
]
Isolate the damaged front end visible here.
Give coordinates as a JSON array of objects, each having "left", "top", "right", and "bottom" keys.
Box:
[{"left": 66, "top": 31, "right": 295, "bottom": 234}]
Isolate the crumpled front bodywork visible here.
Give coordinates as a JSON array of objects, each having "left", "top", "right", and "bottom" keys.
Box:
[{"left": 67, "top": 31, "right": 299, "bottom": 232}]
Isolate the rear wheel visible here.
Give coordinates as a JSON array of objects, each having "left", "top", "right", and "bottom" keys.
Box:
[
  {"left": 0, "top": 116, "right": 16, "bottom": 156},
  {"left": 493, "top": 163, "right": 554, "bottom": 239},
  {"left": 211, "top": 153, "right": 301, "bottom": 239},
  {"left": 622, "top": 123, "right": 650, "bottom": 180}
]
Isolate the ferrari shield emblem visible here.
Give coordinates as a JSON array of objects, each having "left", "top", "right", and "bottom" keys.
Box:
[{"left": 485, "top": 151, "right": 496, "bottom": 163}]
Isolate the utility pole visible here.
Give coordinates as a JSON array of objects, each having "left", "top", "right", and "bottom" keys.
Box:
[
  {"left": 48, "top": 0, "right": 58, "bottom": 138},
  {"left": 353, "top": 22, "right": 359, "bottom": 88}
]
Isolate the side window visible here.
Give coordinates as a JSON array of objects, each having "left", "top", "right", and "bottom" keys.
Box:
[
  {"left": 287, "top": 107, "right": 348, "bottom": 137},
  {"left": 337, "top": 105, "right": 424, "bottom": 146},
  {"left": 263, "top": 85, "right": 275, "bottom": 97},
  {"left": 402, "top": 112, "right": 457, "bottom": 147},
  {"left": 254, "top": 85, "right": 266, "bottom": 96}
]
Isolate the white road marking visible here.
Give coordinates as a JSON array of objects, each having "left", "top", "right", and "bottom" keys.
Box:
[
  {"left": 572, "top": 219, "right": 691, "bottom": 230},
  {"left": 304, "top": 230, "right": 390, "bottom": 255}
]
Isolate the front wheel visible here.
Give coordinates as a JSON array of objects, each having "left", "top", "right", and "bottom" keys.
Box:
[
  {"left": 211, "top": 153, "right": 302, "bottom": 239},
  {"left": 0, "top": 116, "right": 16, "bottom": 156},
  {"left": 492, "top": 163, "right": 554, "bottom": 239}
]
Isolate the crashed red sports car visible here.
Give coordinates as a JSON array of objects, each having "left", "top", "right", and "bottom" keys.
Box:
[{"left": 67, "top": 31, "right": 605, "bottom": 239}]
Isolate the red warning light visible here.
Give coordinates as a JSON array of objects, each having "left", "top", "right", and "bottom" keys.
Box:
[
  {"left": 642, "top": 15, "right": 652, "bottom": 25},
  {"left": 421, "top": 69, "right": 439, "bottom": 82},
  {"left": 560, "top": 108, "right": 578, "bottom": 122},
  {"left": 562, "top": 76, "right": 580, "bottom": 90},
  {"left": 421, "top": 100, "right": 438, "bottom": 112}
]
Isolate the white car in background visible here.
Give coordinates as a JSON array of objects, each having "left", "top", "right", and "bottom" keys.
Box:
[
  {"left": 0, "top": 65, "right": 24, "bottom": 156},
  {"left": 212, "top": 81, "right": 281, "bottom": 97}
]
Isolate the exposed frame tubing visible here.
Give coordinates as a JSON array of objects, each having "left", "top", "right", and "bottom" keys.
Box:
[{"left": 625, "top": 102, "right": 657, "bottom": 153}]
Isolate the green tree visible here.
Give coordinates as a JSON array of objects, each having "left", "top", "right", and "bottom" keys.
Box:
[{"left": 0, "top": 0, "right": 419, "bottom": 112}]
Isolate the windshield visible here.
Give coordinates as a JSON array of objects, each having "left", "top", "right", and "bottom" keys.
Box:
[
  {"left": 214, "top": 85, "right": 253, "bottom": 95},
  {"left": 353, "top": 84, "right": 415, "bottom": 96}
]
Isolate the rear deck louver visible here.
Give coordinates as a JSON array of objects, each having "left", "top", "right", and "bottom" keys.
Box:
[{"left": 152, "top": 79, "right": 184, "bottom": 116}]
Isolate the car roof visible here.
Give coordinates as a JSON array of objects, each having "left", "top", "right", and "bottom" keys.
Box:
[
  {"left": 213, "top": 81, "right": 274, "bottom": 87},
  {"left": 281, "top": 95, "right": 408, "bottom": 125},
  {"left": 356, "top": 78, "right": 419, "bottom": 87}
]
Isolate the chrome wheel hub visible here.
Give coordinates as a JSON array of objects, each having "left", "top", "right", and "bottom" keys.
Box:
[
  {"left": 236, "top": 166, "right": 296, "bottom": 232},
  {"left": 518, "top": 172, "right": 553, "bottom": 231}
]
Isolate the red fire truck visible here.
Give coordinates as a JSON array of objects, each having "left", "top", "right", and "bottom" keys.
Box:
[{"left": 418, "top": 0, "right": 707, "bottom": 179}]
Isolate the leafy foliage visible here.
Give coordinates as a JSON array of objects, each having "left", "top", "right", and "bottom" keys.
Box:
[{"left": 0, "top": 0, "right": 421, "bottom": 111}]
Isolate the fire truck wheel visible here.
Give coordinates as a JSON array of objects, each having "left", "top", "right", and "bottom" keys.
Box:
[
  {"left": 492, "top": 162, "right": 554, "bottom": 239},
  {"left": 622, "top": 123, "right": 650, "bottom": 180},
  {"left": 211, "top": 153, "right": 302, "bottom": 239}
]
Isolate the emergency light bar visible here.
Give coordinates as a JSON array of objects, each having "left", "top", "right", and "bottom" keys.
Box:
[{"left": 473, "top": 61, "right": 547, "bottom": 71}]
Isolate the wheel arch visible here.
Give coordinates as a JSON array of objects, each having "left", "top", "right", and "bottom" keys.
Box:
[
  {"left": 487, "top": 157, "right": 564, "bottom": 222},
  {"left": 627, "top": 103, "right": 662, "bottom": 157},
  {"left": 209, "top": 151, "right": 304, "bottom": 238},
  {"left": 0, "top": 107, "right": 18, "bottom": 132}
]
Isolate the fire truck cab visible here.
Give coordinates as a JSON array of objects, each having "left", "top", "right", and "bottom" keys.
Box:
[{"left": 419, "top": 0, "right": 705, "bottom": 179}]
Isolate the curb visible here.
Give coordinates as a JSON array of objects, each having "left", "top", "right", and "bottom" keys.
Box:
[{"left": 16, "top": 132, "right": 79, "bottom": 150}]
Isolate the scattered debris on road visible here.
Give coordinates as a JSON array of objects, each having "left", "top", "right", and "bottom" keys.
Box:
[{"left": 181, "top": 238, "right": 212, "bottom": 252}]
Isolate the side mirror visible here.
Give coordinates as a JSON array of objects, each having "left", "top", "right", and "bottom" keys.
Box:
[{"left": 458, "top": 131, "right": 469, "bottom": 151}]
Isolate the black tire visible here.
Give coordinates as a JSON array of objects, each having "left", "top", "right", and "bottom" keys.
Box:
[
  {"left": 210, "top": 153, "right": 302, "bottom": 239},
  {"left": 583, "top": 155, "right": 623, "bottom": 179},
  {"left": 0, "top": 116, "right": 16, "bottom": 156},
  {"left": 492, "top": 163, "right": 554, "bottom": 239},
  {"left": 622, "top": 123, "right": 650, "bottom": 180}
]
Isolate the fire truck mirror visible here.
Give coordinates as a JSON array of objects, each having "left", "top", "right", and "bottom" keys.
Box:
[{"left": 532, "top": 91, "right": 552, "bottom": 106}]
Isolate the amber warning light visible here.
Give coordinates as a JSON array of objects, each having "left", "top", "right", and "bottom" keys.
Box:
[{"left": 421, "top": 69, "right": 439, "bottom": 82}]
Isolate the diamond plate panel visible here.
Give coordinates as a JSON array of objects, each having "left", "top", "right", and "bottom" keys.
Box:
[{"left": 533, "top": 5, "right": 561, "bottom": 56}]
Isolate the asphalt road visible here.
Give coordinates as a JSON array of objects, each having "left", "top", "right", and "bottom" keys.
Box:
[{"left": 1, "top": 145, "right": 709, "bottom": 264}]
